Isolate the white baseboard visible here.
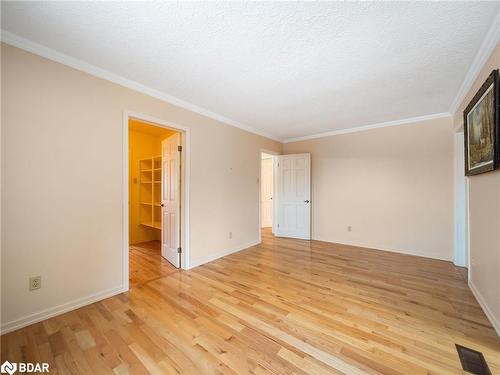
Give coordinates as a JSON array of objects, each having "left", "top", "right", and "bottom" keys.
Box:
[
  {"left": 314, "top": 236, "right": 451, "bottom": 262},
  {"left": 468, "top": 280, "right": 500, "bottom": 337},
  {"left": 189, "top": 239, "right": 260, "bottom": 269},
  {"left": 0, "top": 285, "right": 127, "bottom": 335},
  {"left": 1, "top": 239, "right": 261, "bottom": 333}
]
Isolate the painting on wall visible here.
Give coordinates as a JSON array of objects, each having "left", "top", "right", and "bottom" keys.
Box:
[{"left": 464, "top": 69, "right": 499, "bottom": 176}]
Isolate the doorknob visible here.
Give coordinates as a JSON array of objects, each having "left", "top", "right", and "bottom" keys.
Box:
[
  {"left": 304, "top": 200, "right": 310, "bottom": 203},
  {"left": 161, "top": 203, "right": 165, "bottom": 207}
]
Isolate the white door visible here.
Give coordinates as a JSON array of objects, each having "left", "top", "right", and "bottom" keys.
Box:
[
  {"left": 261, "top": 157, "right": 273, "bottom": 227},
  {"left": 161, "top": 133, "right": 180, "bottom": 268},
  {"left": 275, "top": 153, "right": 311, "bottom": 239}
]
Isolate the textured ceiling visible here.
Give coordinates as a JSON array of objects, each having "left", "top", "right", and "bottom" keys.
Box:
[{"left": 2, "top": 2, "right": 500, "bottom": 140}]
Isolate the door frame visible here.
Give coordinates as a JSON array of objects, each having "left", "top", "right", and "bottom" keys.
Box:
[
  {"left": 259, "top": 149, "right": 279, "bottom": 243},
  {"left": 454, "top": 131, "right": 469, "bottom": 268},
  {"left": 123, "top": 110, "right": 191, "bottom": 291}
]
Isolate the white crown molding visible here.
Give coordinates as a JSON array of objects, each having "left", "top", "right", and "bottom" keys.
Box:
[
  {"left": 448, "top": 10, "right": 500, "bottom": 115},
  {"left": 283, "top": 112, "right": 451, "bottom": 143},
  {"left": 0, "top": 30, "right": 282, "bottom": 142},
  {"left": 3, "top": 20, "right": 495, "bottom": 145}
]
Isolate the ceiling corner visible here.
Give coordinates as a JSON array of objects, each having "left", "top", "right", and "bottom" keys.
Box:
[
  {"left": 0, "top": 30, "right": 283, "bottom": 143},
  {"left": 448, "top": 9, "right": 500, "bottom": 115}
]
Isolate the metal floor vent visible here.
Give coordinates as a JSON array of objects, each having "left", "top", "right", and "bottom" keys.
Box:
[{"left": 456, "top": 344, "right": 491, "bottom": 375}]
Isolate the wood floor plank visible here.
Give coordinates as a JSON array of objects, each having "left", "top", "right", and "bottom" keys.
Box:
[{"left": 2, "top": 230, "right": 499, "bottom": 374}]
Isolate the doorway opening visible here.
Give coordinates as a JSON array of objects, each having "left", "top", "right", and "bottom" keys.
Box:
[
  {"left": 260, "top": 152, "right": 275, "bottom": 234},
  {"left": 124, "top": 111, "right": 190, "bottom": 290},
  {"left": 454, "top": 131, "right": 469, "bottom": 270}
]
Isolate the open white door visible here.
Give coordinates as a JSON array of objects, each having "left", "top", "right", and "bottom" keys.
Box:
[
  {"left": 275, "top": 153, "right": 311, "bottom": 239},
  {"left": 161, "top": 133, "right": 180, "bottom": 268}
]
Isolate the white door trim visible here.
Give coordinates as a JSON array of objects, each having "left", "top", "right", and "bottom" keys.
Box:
[
  {"left": 259, "top": 149, "right": 280, "bottom": 243},
  {"left": 466, "top": 177, "right": 471, "bottom": 283},
  {"left": 453, "top": 131, "right": 469, "bottom": 268},
  {"left": 123, "top": 110, "right": 191, "bottom": 292}
]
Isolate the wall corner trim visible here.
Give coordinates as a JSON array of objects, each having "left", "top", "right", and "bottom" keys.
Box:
[
  {"left": 0, "top": 30, "right": 282, "bottom": 143},
  {"left": 469, "top": 280, "right": 500, "bottom": 337},
  {"left": 0, "top": 285, "right": 127, "bottom": 335},
  {"left": 189, "top": 240, "right": 260, "bottom": 269},
  {"left": 283, "top": 112, "right": 452, "bottom": 143},
  {"left": 448, "top": 10, "right": 500, "bottom": 115}
]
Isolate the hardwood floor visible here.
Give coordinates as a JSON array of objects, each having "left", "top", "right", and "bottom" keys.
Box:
[
  {"left": 2, "top": 229, "right": 499, "bottom": 374},
  {"left": 129, "top": 241, "right": 178, "bottom": 286}
]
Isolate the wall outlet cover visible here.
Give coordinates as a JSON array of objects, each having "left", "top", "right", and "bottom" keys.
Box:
[{"left": 29, "top": 276, "right": 41, "bottom": 291}]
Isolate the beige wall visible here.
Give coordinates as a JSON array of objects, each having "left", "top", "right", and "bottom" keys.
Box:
[
  {"left": 283, "top": 117, "right": 455, "bottom": 261},
  {"left": 1, "top": 43, "right": 281, "bottom": 330},
  {"left": 454, "top": 43, "right": 500, "bottom": 333},
  {"left": 2, "top": 36, "right": 497, "bottom": 335}
]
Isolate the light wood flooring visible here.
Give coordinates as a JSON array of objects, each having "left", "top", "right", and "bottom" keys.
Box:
[
  {"left": 2, "top": 229, "right": 499, "bottom": 374},
  {"left": 129, "top": 241, "right": 178, "bottom": 286}
]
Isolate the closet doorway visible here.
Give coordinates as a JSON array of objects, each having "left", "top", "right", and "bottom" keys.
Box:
[{"left": 126, "top": 113, "right": 188, "bottom": 287}]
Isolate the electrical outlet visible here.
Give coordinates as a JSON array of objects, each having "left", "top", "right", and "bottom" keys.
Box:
[
  {"left": 229, "top": 231, "right": 233, "bottom": 239},
  {"left": 29, "top": 276, "right": 41, "bottom": 291},
  {"left": 347, "top": 226, "right": 352, "bottom": 232}
]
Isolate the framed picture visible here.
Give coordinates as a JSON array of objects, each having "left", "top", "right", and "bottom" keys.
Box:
[{"left": 464, "top": 69, "right": 499, "bottom": 176}]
